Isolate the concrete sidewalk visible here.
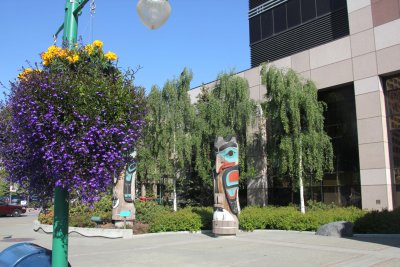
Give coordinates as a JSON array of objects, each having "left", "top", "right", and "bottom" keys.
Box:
[{"left": 1, "top": 215, "right": 400, "bottom": 267}]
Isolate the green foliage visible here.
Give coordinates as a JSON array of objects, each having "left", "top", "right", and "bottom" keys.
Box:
[
  {"left": 305, "top": 200, "right": 339, "bottom": 211},
  {"left": 38, "top": 209, "right": 54, "bottom": 225},
  {"left": 134, "top": 204, "right": 212, "bottom": 232},
  {"left": 354, "top": 208, "right": 400, "bottom": 234},
  {"left": 149, "top": 207, "right": 203, "bottom": 233},
  {"left": 239, "top": 205, "right": 366, "bottom": 232},
  {"left": 134, "top": 200, "right": 171, "bottom": 224},
  {"left": 191, "top": 206, "right": 213, "bottom": 230},
  {"left": 0, "top": 169, "right": 9, "bottom": 196},
  {"left": 137, "top": 68, "right": 195, "bottom": 203},
  {"left": 138, "top": 69, "right": 256, "bottom": 206},
  {"left": 261, "top": 65, "right": 333, "bottom": 190},
  {"left": 193, "top": 72, "right": 256, "bottom": 187},
  {"left": 38, "top": 194, "right": 112, "bottom": 227}
]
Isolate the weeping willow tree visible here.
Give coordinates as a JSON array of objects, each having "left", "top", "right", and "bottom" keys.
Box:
[
  {"left": 137, "top": 68, "right": 195, "bottom": 211},
  {"left": 261, "top": 65, "right": 333, "bottom": 213},
  {"left": 137, "top": 86, "right": 164, "bottom": 197},
  {"left": 193, "top": 72, "right": 256, "bottom": 204}
]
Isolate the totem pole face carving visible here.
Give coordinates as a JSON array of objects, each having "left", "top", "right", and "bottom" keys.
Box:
[
  {"left": 214, "top": 136, "right": 240, "bottom": 216},
  {"left": 124, "top": 151, "right": 137, "bottom": 202},
  {"left": 112, "top": 150, "right": 137, "bottom": 223}
]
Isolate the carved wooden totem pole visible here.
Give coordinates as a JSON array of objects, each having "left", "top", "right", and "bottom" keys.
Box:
[
  {"left": 213, "top": 136, "right": 240, "bottom": 235},
  {"left": 112, "top": 150, "right": 137, "bottom": 228}
]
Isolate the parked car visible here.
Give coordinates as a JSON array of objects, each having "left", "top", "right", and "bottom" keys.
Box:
[{"left": 0, "top": 198, "right": 26, "bottom": 217}]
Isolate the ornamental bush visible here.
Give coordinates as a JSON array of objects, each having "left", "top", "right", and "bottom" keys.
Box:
[
  {"left": 134, "top": 200, "right": 171, "bottom": 225},
  {"left": 149, "top": 207, "right": 203, "bottom": 233},
  {"left": 239, "top": 205, "right": 366, "bottom": 232},
  {"left": 38, "top": 194, "right": 113, "bottom": 227},
  {"left": 354, "top": 208, "right": 400, "bottom": 234},
  {"left": 0, "top": 41, "right": 146, "bottom": 204}
]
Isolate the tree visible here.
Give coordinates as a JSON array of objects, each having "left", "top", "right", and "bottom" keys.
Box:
[
  {"left": 0, "top": 41, "right": 146, "bottom": 204},
  {"left": 193, "top": 72, "right": 256, "bottom": 204},
  {"left": 137, "top": 68, "right": 195, "bottom": 211},
  {"left": 0, "top": 169, "right": 9, "bottom": 197},
  {"left": 261, "top": 65, "right": 333, "bottom": 213},
  {"left": 137, "top": 86, "right": 164, "bottom": 197}
]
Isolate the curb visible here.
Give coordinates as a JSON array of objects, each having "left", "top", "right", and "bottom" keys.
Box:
[{"left": 32, "top": 220, "right": 133, "bottom": 239}]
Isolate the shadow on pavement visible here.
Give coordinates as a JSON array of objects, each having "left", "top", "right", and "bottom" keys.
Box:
[{"left": 347, "top": 235, "right": 400, "bottom": 248}]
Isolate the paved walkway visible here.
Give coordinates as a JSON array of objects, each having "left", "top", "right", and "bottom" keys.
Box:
[{"left": 1, "top": 215, "right": 400, "bottom": 267}]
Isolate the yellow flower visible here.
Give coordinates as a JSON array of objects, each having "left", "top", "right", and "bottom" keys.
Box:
[
  {"left": 104, "top": 51, "right": 117, "bottom": 61},
  {"left": 41, "top": 45, "right": 63, "bottom": 66},
  {"left": 66, "top": 53, "right": 80, "bottom": 63},
  {"left": 84, "top": 44, "right": 95, "bottom": 55},
  {"left": 57, "top": 49, "right": 68, "bottom": 58},
  {"left": 47, "top": 45, "right": 61, "bottom": 54},
  {"left": 18, "top": 68, "right": 33, "bottom": 80},
  {"left": 41, "top": 51, "right": 51, "bottom": 61},
  {"left": 93, "top": 40, "right": 103, "bottom": 48}
]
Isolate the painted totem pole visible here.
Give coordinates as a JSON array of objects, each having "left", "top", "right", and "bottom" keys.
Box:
[
  {"left": 213, "top": 136, "right": 240, "bottom": 235},
  {"left": 112, "top": 150, "right": 137, "bottom": 228}
]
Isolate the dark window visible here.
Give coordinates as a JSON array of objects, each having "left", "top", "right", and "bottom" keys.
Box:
[
  {"left": 317, "top": 0, "right": 331, "bottom": 16},
  {"left": 332, "top": 0, "right": 347, "bottom": 11},
  {"left": 384, "top": 75, "right": 400, "bottom": 208},
  {"left": 261, "top": 10, "right": 273, "bottom": 39},
  {"left": 301, "top": 0, "right": 317, "bottom": 22},
  {"left": 287, "top": 0, "right": 301, "bottom": 28},
  {"left": 387, "top": 89, "right": 400, "bottom": 116},
  {"left": 249, "top": 15, "right": 261, "bottom": 43},
  {"left": 317, "top": 85, "right": 361, "bottom": 207},
  {"left": 273, "top": 4, "right": 287, "bottom": 34}
]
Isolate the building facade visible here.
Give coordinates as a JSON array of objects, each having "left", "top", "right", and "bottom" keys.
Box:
[{"left": 189, "top": 0, "right": 400, "bottom": 210}]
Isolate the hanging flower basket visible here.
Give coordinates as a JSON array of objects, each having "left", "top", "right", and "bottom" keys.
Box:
[{"left": 0, "top": 41, "right": 146, "bottom": 204}]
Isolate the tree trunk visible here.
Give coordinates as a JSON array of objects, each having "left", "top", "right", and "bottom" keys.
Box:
[
  {"left": 173, "top": 178, "right": 177, "bottom": 211},
  {"left": 141, "top": 182, "right": 146, "bottom": 198},
  {"left": 299, "top": 176, "right": 305, "bottom": 214},
  {"left": 173, "top": 172, "right": 179, "bottom": 212},
  {"left": 152, "top": 180, "right": 157, "bottom": 198},
  {"left": 299, "top": 137, "right": 305, "bottom": 214}
]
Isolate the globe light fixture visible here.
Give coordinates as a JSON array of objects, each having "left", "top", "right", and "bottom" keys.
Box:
[{"left": 137, "top": 0, "right": 171, "bottom": 30}]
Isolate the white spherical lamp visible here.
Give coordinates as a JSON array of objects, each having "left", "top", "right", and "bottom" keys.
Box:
[{"left": 137, "top": 0, "right": 171, "bottom": 30}]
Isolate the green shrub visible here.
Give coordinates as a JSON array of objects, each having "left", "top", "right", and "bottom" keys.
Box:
[
  {"left": 191, "top": 206, "right": 213, "bottom": 230},
  {"left": 354, "top": 208, "right": 400, "bottom": 234},
  {"left": 150, "top": 208, "right": 202, "bottom": 233},
  {"left": 38, "top": 194, "right": 113, "bottom": 227},
  {"left": 239, "top": 205, "right": 366, "bottom": 232},
  {"left": 134, "top": 200, "right": 171, "bottom": 224},
  {"left": 306, "top": 200, "right": 338, "bottom": 211},
  {"left": 38, "top": 208, "right": 54, "bottom": 225}
]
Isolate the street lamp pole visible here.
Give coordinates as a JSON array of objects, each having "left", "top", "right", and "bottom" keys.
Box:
[
  {"left": 52, "top": 1, "right": 171, "bottom": 266},
  {"left": 52, "top": 2, "right": 88, "bottom": 266}
]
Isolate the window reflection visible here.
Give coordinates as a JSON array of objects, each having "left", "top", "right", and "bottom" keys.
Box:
[
  {"left": 385, "top": 75, "right": 400, "bottom": 208},
  {"left": 249, "top": 0, "right": 348, "bottom": 44}
]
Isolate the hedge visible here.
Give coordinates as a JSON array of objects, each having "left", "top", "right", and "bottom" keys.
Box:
[{"left": 239, "top": 205, "right": 366, "bottom": 231}]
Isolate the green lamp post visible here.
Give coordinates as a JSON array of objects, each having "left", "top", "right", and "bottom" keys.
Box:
[{"left": 52, "top": 1, "right": 171, "bottom": 266}]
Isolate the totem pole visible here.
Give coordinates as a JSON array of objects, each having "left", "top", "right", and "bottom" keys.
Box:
[
  {"left": 213, "top": 136, "right": 240, "bottom": 236},
  {"left": 112, "top": 150, "right": 137, "bottom": 228}
]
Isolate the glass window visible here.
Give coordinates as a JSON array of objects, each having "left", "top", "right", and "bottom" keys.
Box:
[
  {"left": 261, "top": 10, "right": 273, "bottom": 39},
  {"left": 317, "top": 0, "right": 332, "bottom": 16},
  {"left": 287, "top": 0, "right": 301, "bottom": 28},
  {"left": 387, "top": 90, "right": 400, "bottom": 115},
  {"left": 273, "top": 4, "right": 287, "bottom": 34},
  {"left": 301, "top": 0, "right": 317, "bottom": 22},
  {"left": 385, "top": 75, "right": 400, "bottom": 206},
  {"left": 332, "top": 0, "right": 347, "bottom": 11},
  {"left": 249, "top": 15, "right": 261, "bottom": 43}
]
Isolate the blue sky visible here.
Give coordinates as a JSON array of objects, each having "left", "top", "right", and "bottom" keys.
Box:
[{"left": 0, "top": 1, "right": 250, "bottom": 100}]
